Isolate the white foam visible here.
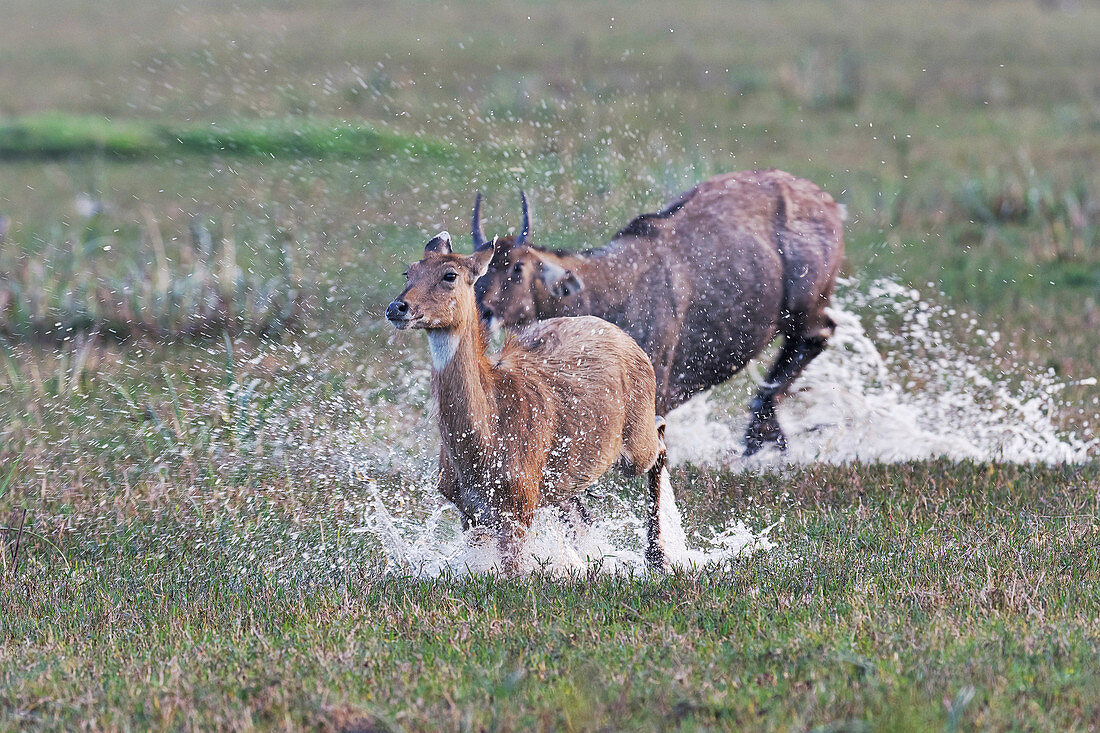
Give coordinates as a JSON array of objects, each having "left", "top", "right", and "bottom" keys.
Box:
[{"left": 652, "top": 465, "right": 772, "bottom": 568}]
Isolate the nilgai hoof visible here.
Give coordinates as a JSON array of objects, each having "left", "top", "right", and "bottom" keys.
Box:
[
  {"left": 646, "top": 545, "right": 668, "bottom": 573},
  {"left": 558, "top": 496, "right": 593, "bottom": 538},
  {"left": 499, "top": 545, "right": 523, "bottom": 576},
  {"left": 569, "top": 495, "right": 593, "bottom": 526},
  {"left": 744, "top": 416, "right": 788, "bottom": 457}
]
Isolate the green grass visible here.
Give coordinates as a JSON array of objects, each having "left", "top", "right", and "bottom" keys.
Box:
[
  {"left": 2, "top": 463, "right": 1097, "bottom": 730},
  {"left": 0, "top": 114, "right": 454, "bottom": 162},
  {"left": 2, "top": 0, "right": 1100, "bottom": 729}
]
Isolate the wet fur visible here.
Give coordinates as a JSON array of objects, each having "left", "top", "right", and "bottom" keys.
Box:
[{"left": 434, "top": 315, "right": 665, "bottom": 570}]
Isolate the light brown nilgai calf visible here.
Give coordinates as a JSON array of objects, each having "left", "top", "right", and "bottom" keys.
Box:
[{"left": 386, "top": 231, "right": 671, "bottom": 572}]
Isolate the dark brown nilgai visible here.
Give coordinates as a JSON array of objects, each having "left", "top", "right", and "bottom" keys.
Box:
[
  {"left": 386, "top": 231, "right": 671, "bottom": 572},
  {"left": 473, "top": 170, "right": 845, "bottom": 455}
]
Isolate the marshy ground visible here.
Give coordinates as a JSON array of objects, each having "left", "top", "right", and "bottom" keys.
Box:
[{"left": 1, "top": 0, "right": 1099, "bottom": 729}]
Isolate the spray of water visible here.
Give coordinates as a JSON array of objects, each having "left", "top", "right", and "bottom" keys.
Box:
[
  {"left": 25, "top": 276, "right": 1093, "bottom": 581},
  {"left": 666, "top": 278, "right": 1096, "bottom": 467},
  {"left": 334, "top": 276, "right": 1096, "bottom": 576},
  {"left": 355, "top": 471, "right": 774, "bottom": 577}
]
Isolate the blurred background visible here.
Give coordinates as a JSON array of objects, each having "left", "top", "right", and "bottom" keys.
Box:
[{"left": 2, "top": 0, "right": 1097, "bottom": 353}]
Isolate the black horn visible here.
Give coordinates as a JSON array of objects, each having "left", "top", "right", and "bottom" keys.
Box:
[
  {"left": 516, "top": 189, "right": 530, "bottom": 247},
  {"left": 472, "top": 192, "right": 489, "bottom": 250}
]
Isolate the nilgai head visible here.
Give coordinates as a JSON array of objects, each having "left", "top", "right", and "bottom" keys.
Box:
[
  {"left": 386, "top": 231, "right": 496, "bottom": 331},
  {"left": 471, "top": 191, "right": 584, "bottom": 330}
]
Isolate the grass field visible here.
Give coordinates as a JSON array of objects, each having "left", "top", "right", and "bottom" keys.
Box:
[
  {"left": 1, "top": 0, "right": 1099, "bottom": 730},
  {"left": 3, "top": 463, "right": 1098, "bottom": 730}
]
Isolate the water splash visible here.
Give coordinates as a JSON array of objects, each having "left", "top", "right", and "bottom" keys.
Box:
[
  {"left": 665, "top": 278, "right": 1096, "bottom": 466},
  {"left": 306, "top": 275, "right": 1094, "bottom": 576},
  {"left": 354, "top": 474, "right": 774, "bottom": 577},
  {"left": 19, "top": 275, "right": 1092, "bottom": 582}
]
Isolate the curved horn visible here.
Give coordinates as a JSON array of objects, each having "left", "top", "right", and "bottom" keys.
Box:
[
  {"left": 516, "top": 189, "right": 530, "bottom": 247},
  {"left": 471, "top": 192, "right": 489, "bottom": 250}
]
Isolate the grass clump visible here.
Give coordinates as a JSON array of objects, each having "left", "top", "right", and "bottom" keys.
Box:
[
  {"left": 0, "top": 114, "right": 159, "bottom": 158},
  {"left": 172, "top": 118, "right": 455, "bottom": 161},
  {"left": 952, "top": 167, "right": 1099, "bottom": 263},
  {"left": 0, "top": 211, "right": 305, "bottom": 343}
]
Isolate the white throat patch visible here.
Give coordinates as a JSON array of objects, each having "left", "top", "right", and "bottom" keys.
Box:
[{"left": 426, "top": 330, "right": 460, "bottom": 370}]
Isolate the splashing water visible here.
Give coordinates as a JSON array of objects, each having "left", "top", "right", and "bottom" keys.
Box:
[
  {"left": 339, "top": 276, "right": 1093, "bottom": 576},
  {"left": 355, "top": 470, "right": 774, "bottom": 577},
  {"left": 26, "top": 276, "right": 1092, "bottom": 582},
  {"left": 665, "top": 278, "right": 1096, "bottom": 466}
]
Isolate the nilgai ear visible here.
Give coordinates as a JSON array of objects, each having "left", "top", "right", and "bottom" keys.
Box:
[
  {"left": 539, "top": 260, "right": 585, "bottom": 299},
  {"left": 468, "top": 238, "right": 497, "bottom": 278},
  {"left": 424, "top": 231, "right": 452, "bottom": 255}
]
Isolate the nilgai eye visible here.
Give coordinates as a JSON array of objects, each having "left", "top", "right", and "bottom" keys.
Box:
[
  {"left": 513, "top": 263, "right": 523, "bottom": 274},
  {"left": 442, "top": 271, "right": 458, "bottom": 282}
]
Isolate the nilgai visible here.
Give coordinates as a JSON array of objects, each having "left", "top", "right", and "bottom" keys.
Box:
[
  {"left": 386, "top": 231, "right": 672, "bottom": 571},
  {"left": 472, "top": 170, "right": 845, "bottom": 455}
]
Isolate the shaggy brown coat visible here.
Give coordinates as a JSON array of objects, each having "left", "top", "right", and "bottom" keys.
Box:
[{"left": 473, "top": 170, "right": 845, "bottom": 454}]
